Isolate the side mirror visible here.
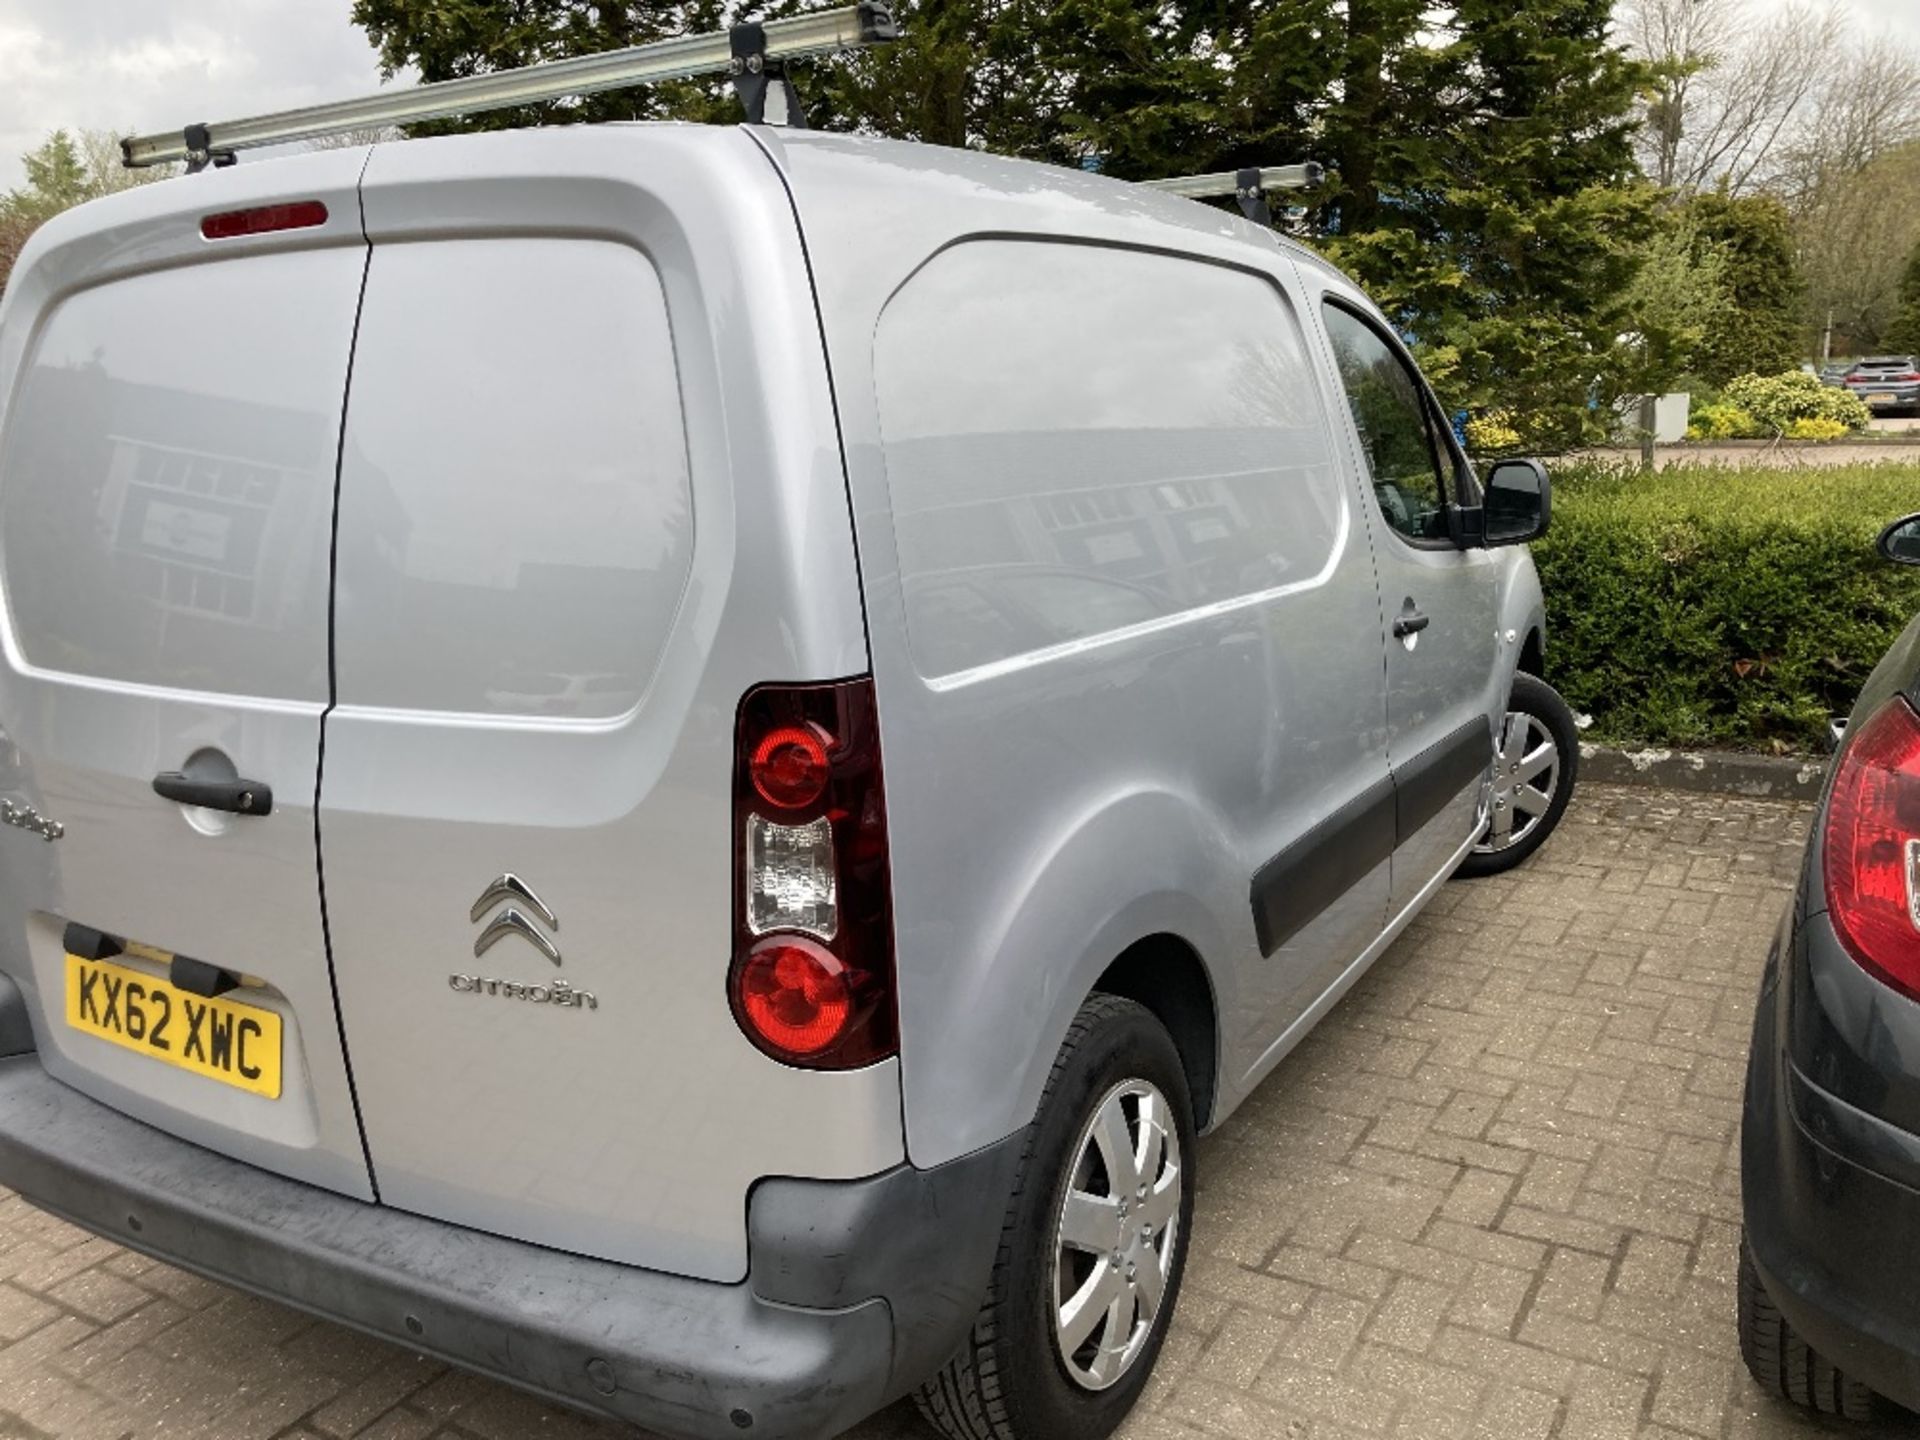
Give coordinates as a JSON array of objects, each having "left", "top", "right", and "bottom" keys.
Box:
[
  {"left": 1877, "top": 514, "right": 1920, "bottom": 567},
  {"left": 1482, "top": 459, "right": 1551, "bottom": 547}
]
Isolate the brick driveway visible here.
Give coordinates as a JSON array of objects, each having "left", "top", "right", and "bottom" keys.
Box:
[{"left": 0, "top": 784, "right": 1910, "bottom": 1440}]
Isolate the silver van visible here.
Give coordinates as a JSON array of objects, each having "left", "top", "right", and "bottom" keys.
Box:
[{"left": 0, "top": 120, "right": 1575, "bottom": 1440}]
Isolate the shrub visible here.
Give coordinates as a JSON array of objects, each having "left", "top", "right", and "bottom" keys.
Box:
[
  {"left": 1465, "top": 410, "right": 1523, "bottom": 453},
  {"left": 1723, "top": 370, "right": 1872, "bottom": 433},
  {"left": 1533, "top": 462, "right": 1920, "bottom": 751},
  {"left": 1784, "top": 416, "right": 1850, "bottom": 441},
  {"left": 1686, "top": 403, "right": 1764, "bottom": 440}
]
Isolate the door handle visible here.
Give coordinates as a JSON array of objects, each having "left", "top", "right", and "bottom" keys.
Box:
[
  {"left": 152, "top": 772, "right": 274, "bottom": 816},
  {"left": 1392, "top": 610, "right": 1431, "bottom": 638}
]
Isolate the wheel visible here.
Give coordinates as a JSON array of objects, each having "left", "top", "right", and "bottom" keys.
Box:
[
  {"left": 915, "top": 994, "right": 1195, "bottom": 1440},
  {"left": 1455, "top": 671, "right": 1578, "bottom": 878},
  {"left": 1738, "top": 1236, "right": 1876, "bottom": 1422}
]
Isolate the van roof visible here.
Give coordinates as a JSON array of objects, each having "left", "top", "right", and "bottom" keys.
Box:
[{"left": 748, "top": 126, "right": 1331, "bottom": 269}]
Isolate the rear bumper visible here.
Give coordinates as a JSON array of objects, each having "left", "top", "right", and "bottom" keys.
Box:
[
  {"left": 0, "top": 1017, "right": 1017, "bottom": 1440},
  {"left": 1742, "top": 907, "right": 1920, "bottom": 1414},
  {"left": 1852, "top": 386, "right": 1920, "bottom": 409}
]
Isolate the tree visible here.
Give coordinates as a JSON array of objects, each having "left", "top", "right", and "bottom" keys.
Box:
[
  {"left": 1881, "top": 238, "right": 1920, "bottom": 355},
  {"left": 1683, "top": 190, "right": 1801, "bottom": 380},
  {"left": 0, "top": 129, "right": 176, "bottom": 297},
  {"left": 1796, "top": 139, "right": 1920, "bottom": 354},
  {"left": 1626, "top": 0, "right": 1846, "bottom": 194},
  {"left": 1622, "top": 206, "right": 1734, "bottom": 387},
  {"left": 1324, "top": 0, "right": 1651, "bottom": 446},
  {"left": 2, "top": 131, "right": 92, "bottom": 225}
]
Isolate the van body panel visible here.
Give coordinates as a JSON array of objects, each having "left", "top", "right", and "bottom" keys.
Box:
[
  {"left": 317, "top": 129, "right": 896, "bottom": 1279},
  {"left": 759, "top": 131, "right": 1398, "bottom": 1166},
  {"left": 0, "top": 150, "right": 376, "bottom": 1196}
]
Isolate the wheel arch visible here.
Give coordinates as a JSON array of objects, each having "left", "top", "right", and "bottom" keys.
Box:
[
  {"left": 1092, "top": 934, "right": 1220, "bottom": 1130},
  {"left": 1518, "top": 627, "right": 1544, "bottom": 678}
]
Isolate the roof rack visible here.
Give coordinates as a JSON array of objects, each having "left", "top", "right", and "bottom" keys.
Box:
[
  {"left": 122, "top": 2, "right": 899, "bottom": 172},
  {"left": 1140, "top": 163, "right": 1324, "bottom": 223}
]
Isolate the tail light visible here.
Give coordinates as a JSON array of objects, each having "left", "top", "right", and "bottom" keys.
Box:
[
  {"left": 730, "top": 678, "right": 896, "bottom": 1068},
  {"left": 1823, "top": 697, "right": 1920, "bottom": 1001}
]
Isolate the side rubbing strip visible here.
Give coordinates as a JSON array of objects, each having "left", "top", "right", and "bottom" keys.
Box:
[
  {"left": 1250, "top": 777, "right": 1396, "bottom": 958},
  {"left": 1393, "top": 716, "right": 1493, "bottom": 845}
]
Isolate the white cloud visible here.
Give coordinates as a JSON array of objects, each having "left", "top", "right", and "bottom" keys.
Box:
[
  {"left": 0, "top": 0, "right": 394, "bottom": 191},
  {"left": 1754, "top": 0, "right": 1920, "bottom": 43}
]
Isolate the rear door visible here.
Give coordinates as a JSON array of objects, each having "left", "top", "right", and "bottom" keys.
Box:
[
  {"left": 0, "top": 155, "right": 374, "bottom": 1197},
  {"left": 316, "top": 132, "right": 901, "bottom": 1283}
]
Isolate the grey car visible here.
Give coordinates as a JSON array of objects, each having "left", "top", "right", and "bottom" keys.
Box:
[
  {"left": 0, "top": 123, "right": 1577, "bottom": 1440},
  {"left": 1845, "top": 356, "right": 1920, "bottom": 415}
]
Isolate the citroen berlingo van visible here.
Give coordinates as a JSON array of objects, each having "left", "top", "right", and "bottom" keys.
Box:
[{"left": 0, "top": 117, "right": 1574, "bottom": 1440}]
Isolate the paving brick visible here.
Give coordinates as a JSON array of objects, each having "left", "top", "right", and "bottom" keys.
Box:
[{"left": 0, "top": 787, "right": 1871, "bottom": 1440}]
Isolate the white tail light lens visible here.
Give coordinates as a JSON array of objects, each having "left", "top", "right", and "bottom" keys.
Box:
[{"left": 746, "top": 814, "right": 837, "bottom": 940}]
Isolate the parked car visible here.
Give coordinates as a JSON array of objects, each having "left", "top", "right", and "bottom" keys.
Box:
[
  {"left": 1844, "top": 356, "right": 1920, "bottom": 415},
  {"left": 1740, "top": 511, "right": 1920, "bottom": 1423},
  {"left": 1820, "top": 362, "right": 1851, "bottom": 388},
  {"left": 0, "top": 125, "right": 1577, "bottom": 1440}
]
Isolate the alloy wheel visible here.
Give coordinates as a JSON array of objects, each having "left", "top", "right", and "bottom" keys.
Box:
[
  {"left": 1051, "top": 1078, "right": 1183, "bottom": 1391},
  {"left": 1477, "top": 709, "right": 1561, "bottom": 855}
]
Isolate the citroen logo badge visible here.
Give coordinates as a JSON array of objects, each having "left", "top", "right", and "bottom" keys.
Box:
[{"left": 470, "top": 873, "right": 561, "bottom": 967}]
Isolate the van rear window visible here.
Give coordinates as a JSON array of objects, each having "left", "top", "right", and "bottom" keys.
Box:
[
  {"left": 330, "top": 238, "right": 692, "bottom": 720},
  {"left": 0, "top": 250, "right": 364, "bottom": 701},
  {"left": 873, "top": 240, "right": 1345, "bottom": 683}
]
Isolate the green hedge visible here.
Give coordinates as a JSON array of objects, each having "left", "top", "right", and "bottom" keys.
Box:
[{"left": 1534, "top": 463, "right": 1920, "bottom": 751}]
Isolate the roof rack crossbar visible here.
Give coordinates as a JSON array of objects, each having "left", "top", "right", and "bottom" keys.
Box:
[
  {"left": 1140, "top": 161, "right": 1325, "bottom": 217},
  {"left": 122, "top": 2, "right": 897, "bottom": 169}
]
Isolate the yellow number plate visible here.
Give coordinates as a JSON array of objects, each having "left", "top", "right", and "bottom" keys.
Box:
[{"left": 64, "top": 954, "right": 282, "bottom": 1099}]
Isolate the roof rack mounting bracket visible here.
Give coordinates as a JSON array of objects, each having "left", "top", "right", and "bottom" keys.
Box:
[
  {"left": 182, "top": 123, "right": 236, "bottom": 174},
  {"left": 1235, "top": 167, "right": 1271, "bottom": 225},
  {"left": 729, "top": 21, "right": 807, "bottom": 129}
]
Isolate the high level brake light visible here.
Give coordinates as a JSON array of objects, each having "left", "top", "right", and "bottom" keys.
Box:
[
  {"left": 731, "top": 679, "right": 895, "bottom": 1068},
  {"left": 200, "top": 201, "right": 328, "bottom": 240},
  {"left": 1823, "top": 696, "right": 1920, "bottom": 1001}
]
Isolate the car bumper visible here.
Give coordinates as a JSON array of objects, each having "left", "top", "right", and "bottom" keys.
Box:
[
  {"left": 1853, "top": 388, "right": 1920, "bottom": 410},
  {"left": 0, "top": 989, "right": 1017, "bottom": 1440},
  {"left": 1742, "top": 906, "right": 1920, "bottom": 1414}
]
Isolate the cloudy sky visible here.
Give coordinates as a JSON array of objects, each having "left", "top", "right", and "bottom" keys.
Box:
[{"left": 2, "top": 0, "right": 1918, "bottom": 191}]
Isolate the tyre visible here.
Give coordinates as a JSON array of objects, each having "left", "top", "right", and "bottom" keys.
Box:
[
  {"left": 915, "top": 994, "right": 1196, "bottom": 1440},
  {"left": 1738, "top": 1236, "right": 1876, "bottom": 1422},
  {"left": 1455, "top": 671, "right": 1578, "bottom": 878}
]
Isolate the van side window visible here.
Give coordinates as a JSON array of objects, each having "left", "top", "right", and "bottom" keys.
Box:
[
  {"left": 1320, "top": 305, "right": 1448, "bottom": 544},
  {"left": 874, "top": 240, "right": 1347, "bottom": 683}
]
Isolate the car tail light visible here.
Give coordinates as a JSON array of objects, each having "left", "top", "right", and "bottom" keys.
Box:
[
  {"left": 1823, "top": 697, "right": 1920, "bottom": 1001},
  {"left": 201, "top": 201, "right": 328, "bottom": 240},
  {"left": 730, "top": 679, "right": 895, "bottom": 1068}
]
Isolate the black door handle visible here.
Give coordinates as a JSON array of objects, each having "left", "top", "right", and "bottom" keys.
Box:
[
  {"left": 1393, "top": 610, "right": 1431, "bottom": 638},
  {"left": 152, "top": 772, "right": 273, "bottom": 816}
]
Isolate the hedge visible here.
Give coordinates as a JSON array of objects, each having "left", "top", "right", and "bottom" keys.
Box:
[{"left": 1532, "top": 462, "right": 1920, "bottom": 752}]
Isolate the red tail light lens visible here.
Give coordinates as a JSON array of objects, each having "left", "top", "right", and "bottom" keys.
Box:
[
  {"left": 201, "top": 201, "right": 328, "bottom": 240},
  {"left": 729, "top": 679, "right": 895, "bottom": 1068},
  {"left": 751, "top": 723, "right": 831, "bottom": 810},
  {"left": 736, "top": 938, "right": 854, "bottom": 1060},
  {"left": 1824, "top": 697, "right": 1920, "bottom": 1000}
]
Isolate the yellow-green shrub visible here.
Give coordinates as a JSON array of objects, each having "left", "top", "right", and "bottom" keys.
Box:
[
  {"left": 1465, "top": 410, "right": 1523, "bottom": 453},
  {"left": 1724, "top": 371, "right": 1872, "bottom": 433},
  {"left": 1784, "top": 416, "right": 1850, "bottom": 441},
  {"left": 1686, "top": 403, "right": 1764, "bottom": 440}
]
